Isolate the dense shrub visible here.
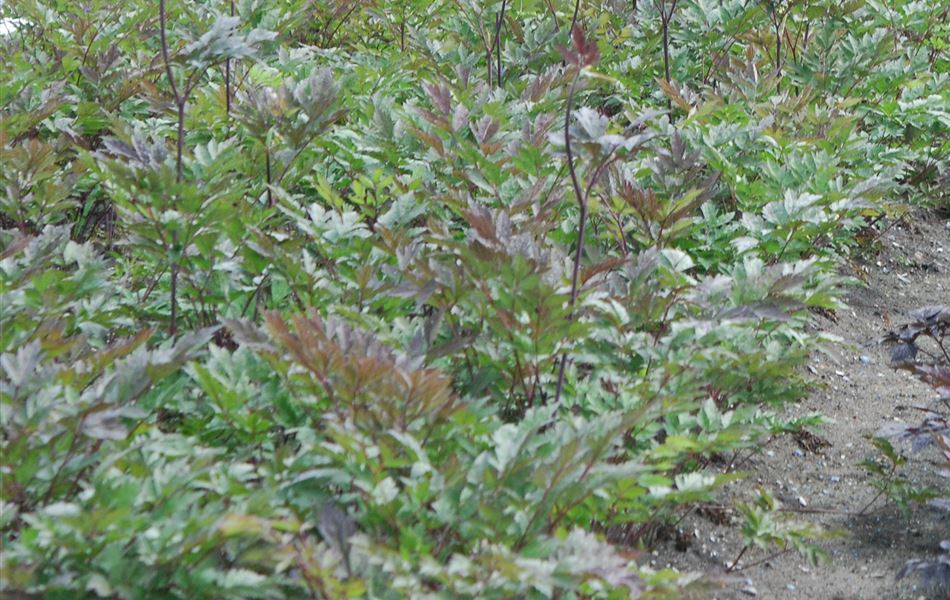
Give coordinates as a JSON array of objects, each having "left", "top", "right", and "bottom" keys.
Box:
[{"left": 1, "top": 0, "right": 946, "bottom": 597}]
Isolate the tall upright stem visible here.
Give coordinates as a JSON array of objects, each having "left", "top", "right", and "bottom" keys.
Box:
[
  {"left": 225, "top": 62, "right": 231, "bottom": 116},
  {"left": 553, "top": 70, "right": 587, "bottom": 406},
  {"left": 159, "top": 0, "right": 184, "bottom": 181},
  {"left": 160, "top": 0, "right": 183, "bottom": 336},
  {"left": 158, "top": 0, "right": 180, "bottom": 104},
  {"left": 225, "top": 0, "right": 234, "bottom": 116},
  {"left": 170, "top": 262, "right": 179, "bottom": 335},
  {"left": 662, "top": 19, "right": 671, "bottom": 82},
  {"left": 265, "top": 148, "right": 273, "bottom": 206},
  {"left": 775, "top": 19, "right": 782, "bottom": 92},
  {"left": 176, "top": 101, "right": 185, "bottom": 182},
  {"left": 656, "top": 0, "right": 678, "bottom": 111},
  {"left": 494, "top": 0, "right": 508, "bottom": 86}
]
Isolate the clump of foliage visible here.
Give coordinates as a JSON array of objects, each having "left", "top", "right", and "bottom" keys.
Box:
[
  {"left": 1, "top": 0, "right": 947, "bottom": 597},
  {"left": 872, "top": 306, "right": 950, "bottom": 592}
]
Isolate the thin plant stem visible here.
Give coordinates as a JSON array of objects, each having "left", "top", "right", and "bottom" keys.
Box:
[
  {"left": 493, "top": 0, "right": 508, "bottom": 86},
  {"left": 725, "top": 544, "right": 748, "bottom": 572},
  {"left": 158, "top": 0, "right": 181, "bottom": 104},
  {"left": 654, "top": 0, "right": 678, "bottom": 110},
  {"left": 773, "top": 9, "right": 783, "bottom": 93},
  {"left": 225, "top": 0, "right": 234, "bottom": 117},
  {"left": 545, "top": 0, "right": 559, "bottom": 30},
  {"left": 158, "top": 0, "right": 185, "bottom": 182},
  {"left": 662, "top": 20, "right": 671, "bottom": 82},
  {"left": 553, "top": 68, "right": 586, "bottom": 406},
  {"left": 170, "top": 262, "right": 179, "bottom": 336},
  {"left": 175, "top": 101, "right": 185, "bottom": 183},
  {"left": 858, "top": 461, "right": 897, "bottom": 515},
  {"left": 265, "top": 147, "right": 273, "bottom": 206}
]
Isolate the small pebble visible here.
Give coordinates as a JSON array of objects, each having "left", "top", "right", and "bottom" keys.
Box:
[
  {"left": 859, "top": 355, "right": 873, "bottom": 364},
  {"left": 793, "top": 449, "right": 804, "bottom": 458},
  {"left": 740, "top": 585, "right": 758, "bottom": 597}
]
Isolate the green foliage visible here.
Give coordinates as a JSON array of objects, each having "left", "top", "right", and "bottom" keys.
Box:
[
  {"left": 1, "top": 0, "right": 946, "bottom": 597},
  {"left": 860, "top": 436, "right": 940, "bottom": 517},
  {"left": 733, "top": 488, "right": 833, "bottom": 569}
]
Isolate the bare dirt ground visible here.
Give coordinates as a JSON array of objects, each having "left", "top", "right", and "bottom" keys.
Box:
[{"left": 655, "top": 211, "right": 950, "bottom": 599}]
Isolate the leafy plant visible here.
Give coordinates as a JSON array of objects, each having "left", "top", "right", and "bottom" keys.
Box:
[
  {"left": 869, "top": 305, "right": 950, "bottom": 590},
  {"left": 729, "top": 488, "right": 830, "bottom": 572},
  {"left": 2, "top": 0, "right": 948, "bottom": 596},
  {"left": 156, "top": 1, "right": 274, "bottom": 179}
]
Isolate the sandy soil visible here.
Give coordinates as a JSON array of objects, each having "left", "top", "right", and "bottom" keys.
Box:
[{"left": 654, "top": 211, "right": 950, "bottom": 599}]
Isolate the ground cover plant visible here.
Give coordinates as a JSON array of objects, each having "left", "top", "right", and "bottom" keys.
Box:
[
  {"left": 873, "top": 305, "right": 950, "bottom": 592},
  {"left": 1, "top": 0, "right": 947, "bottom": 597}
]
